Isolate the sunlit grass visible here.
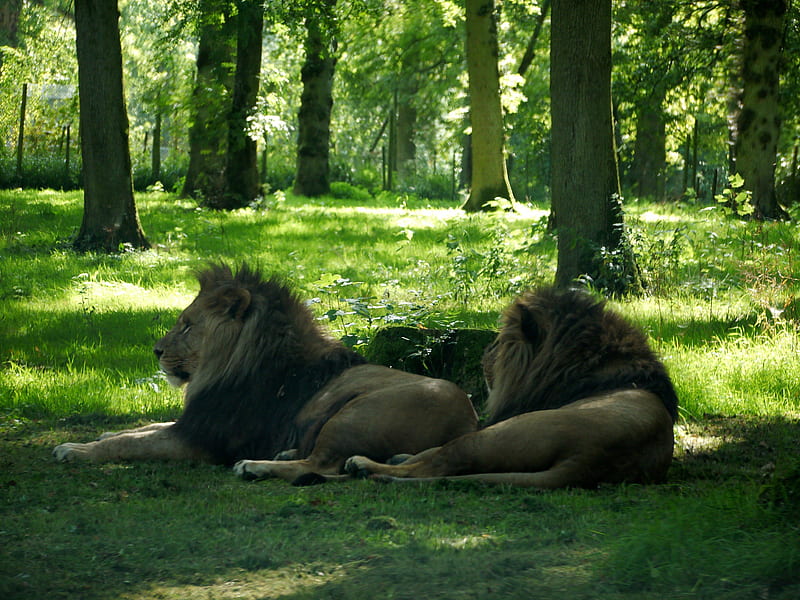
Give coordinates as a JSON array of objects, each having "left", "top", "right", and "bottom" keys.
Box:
[{"left": 2, "top": 188, "right": 800, "bottom": 423}]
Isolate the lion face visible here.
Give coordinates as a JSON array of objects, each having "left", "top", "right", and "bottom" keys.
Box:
[
  {"left": 154, "top": 279, "right": 252, "bottom": 388},
  {"left": 154, "top": 301, "right": 209, "bottom": 387}
]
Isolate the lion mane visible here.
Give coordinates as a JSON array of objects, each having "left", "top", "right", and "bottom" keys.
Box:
[
  {"left": 168, "top": 263, "right": 368, "bottom": 464},
  {"left": 483, "top": 286, "right": 679, "bottom": 425}
]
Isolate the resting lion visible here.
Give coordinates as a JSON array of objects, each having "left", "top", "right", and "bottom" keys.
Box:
[
  {"left": 345, "top": 287, "right": 679, "bottom": 488},
  {"left": 53, "top": 264, "right": 478, "bottom": 485}
]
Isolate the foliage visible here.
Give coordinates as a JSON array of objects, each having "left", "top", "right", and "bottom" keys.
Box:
[{"left": 715, "top": 172, "right": 755, "bottom": 217}]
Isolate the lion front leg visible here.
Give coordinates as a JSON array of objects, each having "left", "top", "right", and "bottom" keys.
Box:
[
  {"left": 53, "top": 425, "right": 208, "bottom": 463},
  {"left": 96, "top": 421, "right": 175, "bottom": 441}
]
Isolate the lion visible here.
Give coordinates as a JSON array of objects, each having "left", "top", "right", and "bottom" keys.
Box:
[
  {"left": 53, "top": 264, "right": 478, "bottom": 485},
  {"left": 345, "top": 287, "right": 679, "bottom": 488}
]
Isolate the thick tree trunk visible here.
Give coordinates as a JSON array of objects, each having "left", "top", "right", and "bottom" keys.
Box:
[
  {"left": 462, "top": 0, "right": 514, "bottom": 212},
  {"left": 293, "top": 0, "right": 337, "bottom": 198},
  {"left": 212, "top": 0, "right": 263, "bottom": 209},
  {"left": 182, "top": 0, "right": 235, "bottom": 200},
  {"left": 73, "top": 0, "right": 148, "bottom": 252},
  {"left": 735, "top": 0, "right": 789, "bottom": 220},
  {"left": 550, "top": 0, "right": 638, "bottom": 293}
]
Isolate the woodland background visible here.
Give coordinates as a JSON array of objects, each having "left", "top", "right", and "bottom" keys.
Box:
[{"left": 2, "top": 0, "right": 798, "bottom": 211}]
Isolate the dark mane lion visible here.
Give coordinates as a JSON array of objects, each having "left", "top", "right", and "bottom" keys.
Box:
[
  {"left": 346, "top": 287, "right": 679, "bottom": 488},
  {"left": 483, "top": 287, "right": 679, "bottom": 424},
  {"left": 170, "top": 263, "right": 368, "bottom": 464},
  {"left": 54, "top": 264, "right": 478, "bottom": 484}
]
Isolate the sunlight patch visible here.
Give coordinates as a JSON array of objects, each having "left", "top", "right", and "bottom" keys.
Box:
[
  {"left": 125, "top": 562, "right": 354, "bottom": 600},
  {"left": 636, "top": 210, "right": 690, "bottom": 223},
  {"left": 433, "top": 533, "right": 497, "bottom": 550}
]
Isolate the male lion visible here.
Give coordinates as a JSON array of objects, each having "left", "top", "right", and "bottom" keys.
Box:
[
  {"left": 54, "top": 264, "right": 478, "bottom": 484},
  {"left": 345, "top": 287, "right": 679, "bottom": 488}
]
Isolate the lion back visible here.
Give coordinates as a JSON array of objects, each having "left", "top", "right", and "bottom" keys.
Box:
[{"left": 483, "top": 287, "right": 679, "bottom": 425}]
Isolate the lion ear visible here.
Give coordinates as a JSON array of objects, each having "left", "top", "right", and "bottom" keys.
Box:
[{"left": 209, "top": 286, "right": 252, "bottom": 320}]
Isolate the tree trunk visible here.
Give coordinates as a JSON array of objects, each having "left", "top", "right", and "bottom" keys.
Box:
[
  {"left": 396, "top": 91, "right": 417, "bottom": 184},
  {"left": 151, "top": 109, "right": 162, "bottom": 184},
  {"left": 632, "top": 87, "right": 667, "bottom": 201},
  {"left": 734, "top": 0, "right": 789, "bottom": 220},
  {"left": 211, "top": 0, "right": 263, "bottom": 209},
  {"left": 462, "top": 0, "right": 514, "bottom": 212},
  {"left": 0, "top": 0, "right": 21, "bottom": 72},
  {"left": 396, "top": 52, "right": 418, "bottom": 184},
  {"left": 15, "top": 83, "right": 26, "bottom": 178},
  {"left": 73, "top": 0, "right": 148, "bottom": 252},
  {"left": 550, "top": 0, "right": 638, "bottom": 293},
  {"left": 516, "top": 0, "right": 550, "bottom": 77},
  {"left": 182, "top": 0, "right": 235, "bottom": 200},
  {"left": 293, "top": 0, "right": 337, "bottom": 198}
]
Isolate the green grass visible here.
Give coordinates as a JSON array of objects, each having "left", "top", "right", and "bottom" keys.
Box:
[{"left": 1, "top": 188, "right": 799, "bottom": 599}]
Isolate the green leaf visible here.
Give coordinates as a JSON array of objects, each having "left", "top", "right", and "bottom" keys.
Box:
[{"left": 729, "top": 173, "right": 745, "bottom": 189}]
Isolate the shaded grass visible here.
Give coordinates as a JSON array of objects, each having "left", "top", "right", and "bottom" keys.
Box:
[{"left": 1, "top": 189, "right": 800, "bottom": 599}]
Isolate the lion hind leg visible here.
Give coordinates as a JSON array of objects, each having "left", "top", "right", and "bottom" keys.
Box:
[
  {"left": 373, "top": 470, "right": 582, "bottom": 489},
  {"left": 344, "top": 453, "right": 588, "bottom": 489}
]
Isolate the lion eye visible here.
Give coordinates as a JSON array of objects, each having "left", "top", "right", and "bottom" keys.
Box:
[{"left": 181, "top": 323, "right": 192, "bottom": 335}]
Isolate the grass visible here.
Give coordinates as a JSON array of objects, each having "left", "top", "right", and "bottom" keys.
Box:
[{"left": 1, "top": 188, "right": 799, "bottom": 599}]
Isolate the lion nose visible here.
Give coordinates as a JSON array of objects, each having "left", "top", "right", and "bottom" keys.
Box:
[{"left": 154, "top": 347, "right": 164, "bottom": 359}]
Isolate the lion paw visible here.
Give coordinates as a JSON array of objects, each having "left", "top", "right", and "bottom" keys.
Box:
[
  {"left": 53, "top": 443, "right": 88, "bottom": 463},
  {"left": 233, "top": 460, "right": 265, "bottom": 481},
  {"left": 273, "top": 448, "right": 299, "bottom": 461},
  {"left": 344, "top": 455, "right": 373, "bottom": 478}
]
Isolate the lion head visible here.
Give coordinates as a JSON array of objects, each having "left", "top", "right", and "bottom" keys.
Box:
[
  {"left": 155, "top": 263, "right": 348, "bottom": 394},
  {"left": 482, "top": 287, "right": 679, "bottom": 425},
  {"left": 155, "top": 263, "right": 365, "bottom": 463},
  {"left": 154, "top": 264, "right": 257, "bottom": 389}
]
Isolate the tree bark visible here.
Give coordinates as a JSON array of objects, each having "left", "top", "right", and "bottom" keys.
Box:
[
  {"left": 632, "top": 87, "right": 667, "bottom": 201},
  {"left": 73, "top": 0, "right": 148, "bottom": 252},
  {"left": 151, "top": 109, "right": 162, "bottom": 183},
  {"left": 293, "top": 0, "right": 337, "bottom": 198},
  {"left": 396, "top": 48, "right": 418, "bottom": 184},
  {"left": 550, "top": 0, "right": 638, "bottom": 293},
  {"left": 0, "top": 0, "right": 21, "bottom": 72},
  {"left": 15, "top": 82, "right": 26, "bottom": 178},
  {"left": 211, "top": 0, "right": 263, "bottom": 209},
  {"left": 396, "top": 92, "right": 417, "bottom": 184},
  {"left": 462, "top": 0, "right": 514, "bottom": 212},
  {"left": 734, "top": 0, "right": 789, "bottom": 220},
  {"left": 182, "top": 0, "right": 235, "bottom": 200}
]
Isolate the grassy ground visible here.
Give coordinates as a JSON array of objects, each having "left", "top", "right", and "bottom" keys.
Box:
[{"left": 1, "top": 189, "right": 799, "bottom": 599}]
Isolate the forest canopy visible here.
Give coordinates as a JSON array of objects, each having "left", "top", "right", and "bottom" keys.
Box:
[{"left": 1, "top": 0, "right": 798, "bottom": 211}]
